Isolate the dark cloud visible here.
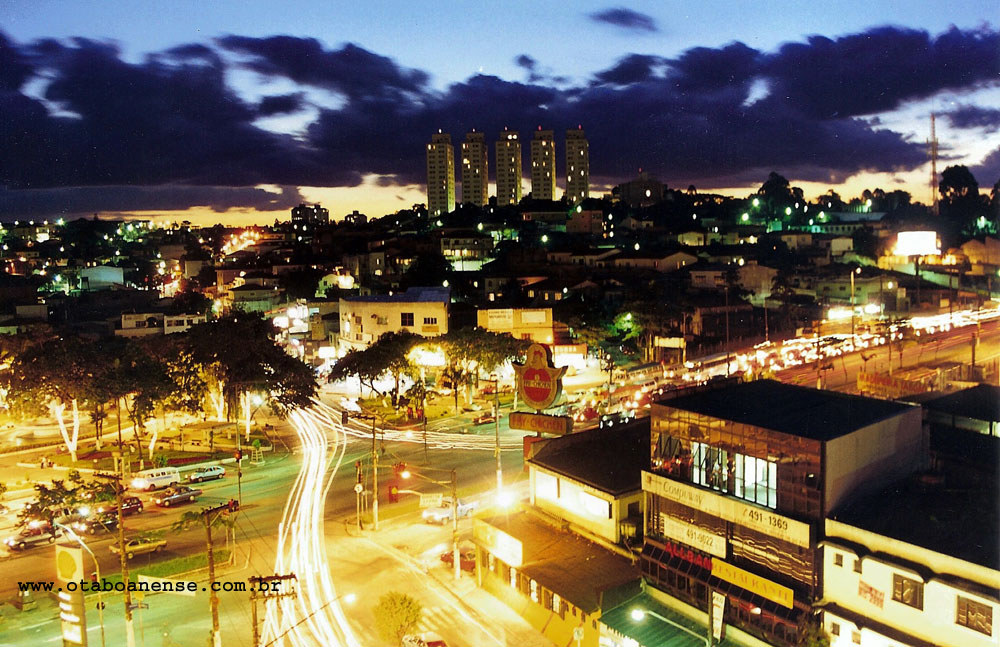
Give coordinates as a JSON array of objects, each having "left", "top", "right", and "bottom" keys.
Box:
[
  {"left": 593, "top": 54, "right": 666, "bottom": 85},
  {"left": 762, "top": 26, "right": 1000, "bottom": 119},
  {"left": 514, "top": 54, "right": 536, "bottom": 71},
  {"left": 1, "top": 24, "right": 998, "bottom": 218},
  {"left": 971, "top": 147, "right": 1000, "bottom": 186},
  {"left": 218, "top": 36, "right": 428, "bottom": 102},
  {"left": 257, "top": 93, "right": 306, "bottom": 117},
  {"left": 945, "top": 105, "right": 1000, "bottom": 132},
  {"left": 0, "top": 185, "right": 303, "bottom": 218},
  {"left": 588, "top": 8, "right": 658, "bottom": 33}
]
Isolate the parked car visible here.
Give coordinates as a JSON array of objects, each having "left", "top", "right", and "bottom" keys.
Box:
[
  {"left": 187, "top": 465, "right": 225, "bottom": 483},
  {"left": 130, "top": 467, "right": 181, "bottom": 491},
  {"left": 439, "top": 547, "right": 476, "bottom": 572},
  {"left": 403, "top": 633, "right": 449, "bottom": 647},
  {"left": 73, "top": 512, "right": 119, "bottom": 536},
  {"left": 152, "top": 485, "right": 202, "bottom": 507},
  {"left": 4, "top": 523, "right": 62, "bottom": 551},
  {"left": 422, "top": 498, "right": 478, "bottom": 524},
  {"left": 110, "top": 537, "right": 166, "bottom": 559}
]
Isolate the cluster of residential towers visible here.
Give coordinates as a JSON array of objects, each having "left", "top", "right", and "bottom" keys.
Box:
[{"left": 426, "top": 126, "right": 590, "bottom": 216}]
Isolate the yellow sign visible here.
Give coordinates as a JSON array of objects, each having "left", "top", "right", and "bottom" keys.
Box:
[
  {"left": 513, "top": 343, "right": 567, "bottom": 411},
  {"left": 857, "top": 372, "right": 926, "bottom": 399},
  {"left": 510, "top": 411, "right": 573, "bottom": 435},
  {"left": 473, "top": 518, "right": 523, "bottom": 567},
  {"left": 55, "top": 543, "right": 84, "bottom": 584},
  {"left": 712, "top": 559, "right": 793, "bottom": 608}
]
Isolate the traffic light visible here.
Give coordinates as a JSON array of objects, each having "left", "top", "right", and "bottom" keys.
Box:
[
  {"left": 394, "top": 462, "right": 409, "bottom": 479},
  {"left": 235, "top": 450, "right": 242, "bottom": 461},
  {"left": 387, "top": 483, "right": 399, "bottom": 503},
  {"left": 341, "top": 411, "right": 349, "bottom": 426}
]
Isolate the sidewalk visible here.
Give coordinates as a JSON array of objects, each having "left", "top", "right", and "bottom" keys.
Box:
[{"left": 362, "top": 519, "right": 554, "bottom": 647}]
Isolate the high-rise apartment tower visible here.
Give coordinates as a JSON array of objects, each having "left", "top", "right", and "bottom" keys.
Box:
[
  {"left": 461, "top": 131, "right": 489, "bottom": 206},
  {"left": 565, "top": 127, "right": 589, "bottom": 204},
  {"left": 530, "top": 128, "right": 556, "bottom": 201},
  {"left": 426, "top": 132, "right": 455, "bottom": 216},
  {"left": 495, "top": 129, "right": 522, "bottom": 206}
]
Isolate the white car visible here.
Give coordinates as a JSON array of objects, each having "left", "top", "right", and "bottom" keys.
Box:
[
  {"left": 421, "top": 498, "right": 478, "bottom": 524},
  {"left": 187, "top": 465, "right": 225, "bottom": 483}
]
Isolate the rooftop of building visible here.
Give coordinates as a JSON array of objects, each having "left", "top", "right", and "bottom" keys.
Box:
[
  {"left": 923, "top": 384, "right": 1000, "bottom": 423},
  {"left": 528, "top": 420, "right": 649, "bottom": 496},
  {"left": 341, "top": 287, "right": 450, "bottom": 304},
  {"left": 476, "top": 509, "right": 638, "bottom": 613},
  {"left": 829, "top": 473, "right": 999, "bottom": 571},
  {"left": 653, "top": 380, "right": 916, "bottom": 442}
]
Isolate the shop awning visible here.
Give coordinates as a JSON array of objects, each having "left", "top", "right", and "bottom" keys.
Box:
[{"left": 601, "top": 590, "right": 738, "bottom": 647}]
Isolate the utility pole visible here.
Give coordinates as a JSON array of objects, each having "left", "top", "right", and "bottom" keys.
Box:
[
  {"left": 202, "top": 500, "right": 239, "bottom": 647},
  {"left": 493, "top": 375, "right": 502, "bottom": 499},
  {"left": 248, "top": 574, "right": 297, "bottom": 647},
  {"left": 105, "top": 407, "right": 137, "bottom": 647},
  {"left": 451, "top": 469, "right": 460, "bottom": 582}
]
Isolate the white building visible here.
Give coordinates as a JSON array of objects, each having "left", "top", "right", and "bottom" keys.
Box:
[
  {"left": 821, "top": 476, "right": 998, "bottom": 647},
  {"left": 338, "top": 287, "right": 449, "bottom": 352}
]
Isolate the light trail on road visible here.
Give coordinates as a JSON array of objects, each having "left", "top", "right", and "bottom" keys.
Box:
[
  {"left": 260, "top": 407, "right": 360, "bottom": 647},
  {"left": 310, "top": 400, "right": 525, "bottom": 451}
]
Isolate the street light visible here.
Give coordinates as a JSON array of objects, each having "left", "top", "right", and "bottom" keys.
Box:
[
  {"left": 54, "top": 522, "right": 106, "bottom": 647},
  {"left": 630, "top": 607, "right": 710, "bottom": 646},
  {"left": 400, "top": 467, "right": 462, "bottom": 581},
  {"left": 850, "top": 266, "right": 861, "bottom": 342}
]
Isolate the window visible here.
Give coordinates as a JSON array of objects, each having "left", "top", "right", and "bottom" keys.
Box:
[
  {"left": 892, "top": 574, "right": 923, "bottom": 610},
  {"left": 957, "top": 596, "right": 992, "bottom": 636},
  {"left": 423, "top": 317, "right": 437, "bottom": 325},
  {"left": 851, "top": 630, "right": 861, "bottom": 644},
  {"left": 834, "top": 553, "right": 843, "bottom": 567},
  {"left": 400, "top": 313, "right": 414, "bottom": 327},
  {"left": 376, "top": 316, "right": 387, "bottom": 325},
  {"left": 830, "top": 623, "right": 840, "bottom": 636},
  {"left": 853, "top": 559, "right": 862, "bottom": 574}
]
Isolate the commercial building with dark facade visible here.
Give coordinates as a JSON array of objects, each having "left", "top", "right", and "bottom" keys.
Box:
[{"left": 641, "top": 381, "right": 924, "bottom": 646}]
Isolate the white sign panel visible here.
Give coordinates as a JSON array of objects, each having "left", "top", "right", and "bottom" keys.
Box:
[
  {"left": 485, "top": 309, "right": 514, "bottom": 329},
  {"left": 520, "top": 309, "right": 548, "bottom": 324},
  {"left": 661, "top": 514, "right": 727, "bottom": 558},
  {"left": 419, "top": 493, "right": 443, "bottom": 508},
  {"left": 642, "top": 471, "right": 810, "bottom": 547},
  {"left": 712, "top": 590, "right": 726, "bottom": 641}
]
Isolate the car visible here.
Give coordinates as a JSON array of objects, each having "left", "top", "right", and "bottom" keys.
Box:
[
  {"left": 439, "top": 548, "right": 476, "bottom": 572},
  {"left": 472, "top": 413, "right": 496, "bottom": 426},
  {"left": 4, "top": 523, "right": 62, "bottom": 551},
  {"left": 121, "top": 496, "right": 144, "bottom": 516},
  {"left": 421, "top": 497, "right": 478, "bottom": 524},
  {"left": 187, "top": 465, "right": 225, "bottom": 483},
  {"left": 110, "top": 537, "right": 166, "bottom": 559},
  {"left": 152, "top": 485, "right": 202, "bottom": 507},
  {"left": 72, "top": 512, "right": 119, "bottom": 536}
]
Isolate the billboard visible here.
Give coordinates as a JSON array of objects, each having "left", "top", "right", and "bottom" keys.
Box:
[{"left": 894, "top": 231, "right": 940, "bottom": 256}]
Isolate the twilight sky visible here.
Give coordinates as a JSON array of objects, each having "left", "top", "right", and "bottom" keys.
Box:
[{"left": 1, "top": 0, "right": 999, "bottom": 225}]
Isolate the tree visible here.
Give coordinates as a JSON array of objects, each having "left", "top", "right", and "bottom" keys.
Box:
[
  {"left": 757, "top": 172, "right": 794, "bottom": 216},
  {"left": 400, "top": 252, "right": 452, "bottom": 289},
  {"left": 798, "top": 616, "right": 830, "bottom": 647},
  {"left": 373, "top": 591, "right": 422, "bottom": 646},
  {"left": 939, "top": 165, "right": 986, "bottom": 237},
  {"left": 328, "top": 332, "right": 421, "bottom": 406}
]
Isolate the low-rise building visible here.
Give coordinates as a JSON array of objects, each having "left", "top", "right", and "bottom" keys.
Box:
[
  {"left": 477, "top": 307, "right": 554, "bottom": 344},
  {"left": 642, "top": 381, "right": 924, "bottom": 647},
  {"left": 821, "top": 475, "right": 998, "bottom": 647},
  {"left": 338, "top": 287, "right": 449, "bottom": 351}
]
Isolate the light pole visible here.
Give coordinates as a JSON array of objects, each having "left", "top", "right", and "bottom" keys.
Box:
[
  {"left": 54, "top": 522, "right": 106, "bottom": 647},
  {"left": 630, "top": 607, "right": 710, "bottom": 646},
  {"left": 850, "top": 266, "right": 861, "bottom": 342},
  {"left": 401, "top": 466, "right": 462, "bottom": 581},
  {"left": 491, "top": 373, "right": 502, "bottom": 501}
]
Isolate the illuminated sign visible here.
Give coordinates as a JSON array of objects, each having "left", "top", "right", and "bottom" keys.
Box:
[
  {"left": 473, "top": 519, "right": 523, "bottom": 567},
  {"left": 55, "top": 543, "right": 84, "bottom": 584},
  {"left": 712, "top": 559, "right": 794, "bottom": 608},
  {"left": 857, "top": 372, "right": 927, "bottom": 399},
  {"left": 485, "top": 308, "right": 515, "bottom": 328},
  {"left": 513, "top": 343, "right": 567, "bottom": 411},
  {"left": 510, "top": 411, "right": 573, "bottom": 435},
  {"left": 894, "top": 231, "right": 940, "bottom": 256},
  {"left": 642, "top": 472, "right": 810, "bottom": 548},
  {"left": 660, "top": 538, "right": 713, "bottom": 571},
  {"left": 661, "top": 514, "right": 727, "bottom": 558},
  {"left": 58, "top": 589, "right": 87, "bottom": 645}
]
